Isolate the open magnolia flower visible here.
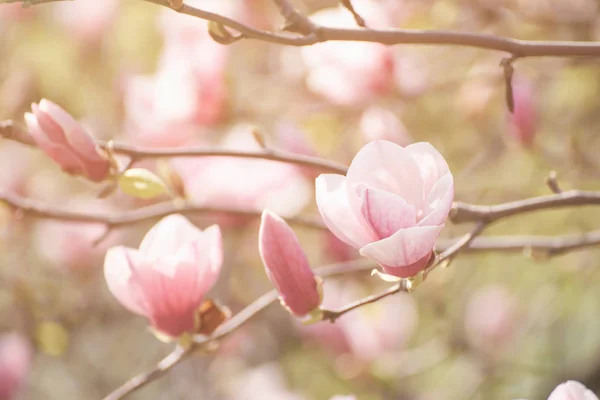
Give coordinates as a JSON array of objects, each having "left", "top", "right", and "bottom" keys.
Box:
[
  {"left": 104, "top": 214, "right": 223, "bottom": 339},
  {"left": 316, "top": 140, "right": 454, "bottom": 278}
]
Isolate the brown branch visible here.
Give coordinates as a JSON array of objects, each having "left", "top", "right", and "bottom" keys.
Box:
[
  {"left": 0, "top": 120, "right": 348, "bottom": 175},
  {"left": 0, "top": 190, "right": 326, "bottom": 230},
  {"left": 102, "top": 346, "right": 193, "bottom": 400},
  {"left": 7, "top": 0, "right": 600, "bottom": 59},
  {"left": 451, "top": 191, "right": 600, "bottom": 224},
  {"left": 137, "top": 0, "right": 600, "bottom": 57}
]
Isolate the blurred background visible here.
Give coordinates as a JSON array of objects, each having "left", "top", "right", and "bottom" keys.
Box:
[{"left": 1, "top": 0, "right": 600, "bottom": 399}]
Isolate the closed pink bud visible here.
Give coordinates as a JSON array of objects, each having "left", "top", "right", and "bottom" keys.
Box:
[
  {"left": 0, "top": 333, "right": 31, "bottom": 400},
  {"left": 259, "top": 210, "right": 322, "bottom": 317},
  {"left": 508, "top": 77, "right": 537, "bottom": 147},
  {"left": 548, "top": 381, "right": 598, "bottom": 400},
  {"left": 316, "top": 140, "right": 453, "bottom": 278},
  {"left": 104, "top": 214, "right": 223, "bottom": 338},
  {"left": 24, "top": 99, "right": 111, "bottom": 182}
]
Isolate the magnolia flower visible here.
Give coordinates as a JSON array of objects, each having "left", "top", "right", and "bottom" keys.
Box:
[
  {"left": 104, "top": 214, "right": 223, "bottom": 338},
  {"left": 24, "top": 99, "right": 111, "bottom": 182},
  {"left": 259, "top": 210, "right": 322, "bottom": 318},
  {"left": 547, "top": 381, "right": 599, "bottom": 400},
  {"left": 0, "top": 333, "right": 31, "bottom": 400},
  {"left": 316, "top": 140, "right": 453, "bottom": 278}
]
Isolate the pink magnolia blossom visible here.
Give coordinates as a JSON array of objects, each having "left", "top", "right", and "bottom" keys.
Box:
[
  {"left": 300, "top": 2, "right": 395, "bottom": 105},
  {"left": 547, "top": 381, "right": 599, "bottom": 400},
  {"left": 0, "top": 333, "right": 31, "bottom": 400},
  {"left": 507, "top": 76, "right": 538, "bottom": 147},
  {"left": 464, "top": 285, "right": 517, "bottom": 352},
  {"left": 360, "top": 106, "right": 411, "bottom": 146},
  {"left": 24, "top": 99, "right": 111, "bottom": 182},
  {"left": 259, "top": 210, "right": 322, "bottom": 317},
  {"left": 104, "top": 214, "right": 222, "bottom": 338},
  {"left": 53, "top": 0, "right": 119, "bottom": 45},
  {"left": 316, "top": 140, "right": 453, "bottom": 278}
]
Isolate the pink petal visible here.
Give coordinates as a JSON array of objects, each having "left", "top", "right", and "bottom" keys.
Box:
[
  {"left": 315, "top": 174, "right": 376, "bottom": 249},
  {"left": 25, "top": 112, "right": 88, "bottom": 174},
  {"left": 380, "top": 252, "right": 432, "bottom": 278},
  {"left": 359, "top": 225, "right": 443, "bottom": 269},
  {"left": 405, "top": 142, "right": 451, "bottom": 196},
  {"left": 139, "top": 214, "right": 204, "bottom": 260},
  {"left": 132, "top": 258, "right": 206, "bottom": 337},
  {"left": 418, "top": 173, "right": 454, "bottom": 227},
  {"left": 104, "top": 246, "right": 149, "bottom": 316},
  {"left": 38, "top": 100, "right": 97, "bottom": 156},
  {"left": 346, "top": 140, "right": 424, "bottom": 212},
  {"left": 548, "top": 381, "right": 599, "bottom": 400},
  {"left": 171, "top": 224, "right": 223, "bottom": 294},
  {"left": 357, "top": 185, "right": 417, "bottom": 240}
]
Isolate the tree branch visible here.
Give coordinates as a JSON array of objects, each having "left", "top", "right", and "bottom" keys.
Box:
[
  {"left": 0, "top": 120, "right": 348, "bottom": 175},
  {"left": 451, "top": 191, "right": 600, "bottom": 224},
  {"left": 137, "top": 0, "right": 600, "bottom": 57}
]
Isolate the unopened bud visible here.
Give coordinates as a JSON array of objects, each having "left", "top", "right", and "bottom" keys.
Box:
[{"left": 118, "top": 168, "right": 168, "bottom": 199}]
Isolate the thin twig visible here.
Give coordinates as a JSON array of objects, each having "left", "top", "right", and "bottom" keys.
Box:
[
  {"left": 451, "top": 191, "right": 600, "bottom": 224},
  {"left": 140, "top": 0, "right": 600, "bottom": 57},
  {"left": 0, "top": 120, "right": 348, "bottom": 175},
  {"left": 0, "top": 190, "right": 326, "bottom": 230},
  {"left": 340, "top": 0, "right": 367, "bottom": 27}
]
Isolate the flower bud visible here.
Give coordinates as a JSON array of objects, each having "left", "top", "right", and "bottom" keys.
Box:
[
  {"left": 24, "top": 99, "right": 112, "bottom": 182},
  {"left": 118, "top": 168, "right": 169, "bottom": 199},
  {"left": 259, "top": 210, "right": 322, "bottom": 318},
  {"left": 507, "top": 76, "right": 537, "bottom": 147}
]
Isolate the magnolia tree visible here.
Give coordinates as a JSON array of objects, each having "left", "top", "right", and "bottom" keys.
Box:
[{"left": 1, "top": 0, "right": 600, "bottom": 399}]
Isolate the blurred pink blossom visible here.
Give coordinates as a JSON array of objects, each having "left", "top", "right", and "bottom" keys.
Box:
[
  {"left": 329, "top": 396, "right": 357, "bottom": 400},
  {"left": 360, "top": 106, "right": 411, "bottom": 146},
  {"left": 172, "top": 125, "right": 311, "bottom": 219},
  {"left": 32, "top": 199, "right": 121, "bottom": 272},
  {"left": 104, "top": 214, "right": 222, "bottom": 338},
  {"left": 316, "top": 140, "right": 453, "bottom": 278},
  {"left": 301, "top": 279, "right": 417, "bottom": 363},
  {"left": 259, "top": 210, "right": 322, "bottom": 317},
  {"left": 122, "top": 4, "right": 231, "bottom": 147},
  {"left": 464, "top": 284, "right": 516, "bottom": 352},
  {"left": 0, "top": 333, "right": 31, "bottom": 400},
  {"left": 228, "top": 363, "right": 307, "bottom": 400},
  {"left": 24, "top": 99, "right": 112, "bottom": 182},
  {"left": 0, "top": 3, "right": 35, "bottom": 21},
  {"left": 507, "top": 76, "right": 538, "bottom": 147},
  {"left": 53, "top": 0, "right": 119, "bottom": 45},
  {"left": 300, "top": 2, "right": 395, "bottom": 105},
  {"left": 547, "top": 381, "right": 598, "bottom": 400}
]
